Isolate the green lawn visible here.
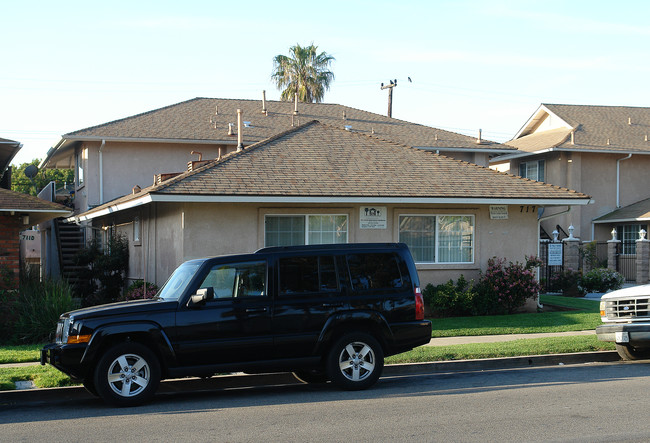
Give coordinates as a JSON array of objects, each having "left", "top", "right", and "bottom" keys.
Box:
[
  {"left": 430, "top": 295, "right": 601, "bottom": 337},
  {"left": 0, "top": 345, "right": 44, "bottom": 364},
  {"left": 0, "top": 365, "right": 76, "bottom": 390}
]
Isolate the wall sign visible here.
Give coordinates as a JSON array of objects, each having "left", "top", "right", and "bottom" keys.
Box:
[
  {"left": 360, "top": 206, "right": 387, "bottom": 229},
  {"left": 547, "top": 243, "right": 563, "bottom": 266},
  {"left": 489, "top": 205, "right": 509, "bottom": 220}
]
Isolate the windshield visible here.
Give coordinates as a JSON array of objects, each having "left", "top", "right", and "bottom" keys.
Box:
[{"left": 156, "top": 262, "right": 202, "bottom": 301}]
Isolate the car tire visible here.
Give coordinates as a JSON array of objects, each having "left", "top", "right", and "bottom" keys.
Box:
[
  {"left": 293, "top": 369, "right": 329, "bottom": 384},
  {"left": 326, "top": 332, "right": 384, "bottom": 391},
  {"left": 615, "top": 343, "right": 650, "bottom": 360},
  {"left": 93, "top": 342, "right": 161, "bottom": 407}
]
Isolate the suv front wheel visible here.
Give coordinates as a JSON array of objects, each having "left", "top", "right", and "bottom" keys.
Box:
[
  {"left": 327, "top": 332, "right": 384, "bottom": 390},
  {"left": 94, "top": 342, "right": 161, "bottom": 406}
]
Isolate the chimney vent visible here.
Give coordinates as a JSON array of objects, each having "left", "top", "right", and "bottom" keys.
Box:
[
  {"left": 607, "top": 138, "right": 611, "bottom": 145},
  {"left": 476, "top": 129, "right": 483, "bottom": 144},
  {"left": 237, "top": 109, "right": 243, "bottom": 151},
  {"left": 629, "top": 117, "right": 632, "bottom": 125},
  {"left": 294, "top": 93, "right": 299, "bottom": 115},
  {"left": 342, "top": 111, "right": 346, "bottom": 120},
  {"left": 228, "top": 123, "right": 234, "bottom": 136},
  {"left": 215, "top": 105, "right": 218, "bottom": 115},
  {"left": 571, "top": 130, "right": 575, "bottom": 145},
  {"left": 262, "top": 90, "right": 267, "bottom": 113}
]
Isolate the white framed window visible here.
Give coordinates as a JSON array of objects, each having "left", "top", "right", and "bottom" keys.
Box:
[
  {"left": 398, "top": 215, "right": 474, "bottom": 264},
  {"left": 619, "top": 224, "right": 647, "bottom": 255},
  {"left": 519, "top": 160, "right": 545, "bottom": 182},
  {"left": 75, "top": 148, "right": 85, "bottom": 188},
  {"left": 265, "top": 215, "right": 348, "bottom": 247},
  {"left": 133, "top": 216, "right": 141, "bottom": 245}
]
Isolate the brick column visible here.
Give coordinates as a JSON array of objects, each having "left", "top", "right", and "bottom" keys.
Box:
[
  {"left": 563, "top": 238, "right": 581, "bottom": 271},
  {"left": 637, "top": 239, "right": 650, "bottom": 284},
  {"left": 608, "top": 240, "right": 620, "bottom": 271}
]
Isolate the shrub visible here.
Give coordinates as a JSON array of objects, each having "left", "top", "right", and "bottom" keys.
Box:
[
  {"left": 581, "top": 268, "right": 624, "bottom": 293},
  {"left": 423, "top": 275, "right": 479, "bottom": 317},
  {"left": 75, "top": 234, "right": 129, "bottom": 306},
  {"left": 548, "top": 268, "right": 585, "bottom": 297},
  {"left": 479, "top": 256, "right": 542, "bottom": 314},
  {"left": 581, "top": 241, "right": 607, "bottom": 271},
  {"left": 13, "top": 277, "right": 79, "bottom": 344},
  {"left": 122, "top": 280, "right": 158, "bottom": 301}
]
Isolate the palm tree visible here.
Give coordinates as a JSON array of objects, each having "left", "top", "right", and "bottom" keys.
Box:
[{"left": 272, "top": 43, "right": 335, "bottom": 103}]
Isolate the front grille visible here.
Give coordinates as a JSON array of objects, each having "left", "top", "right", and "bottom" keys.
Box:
[{"left": 606, "top": 298, "right": 650, "bottom": 319}]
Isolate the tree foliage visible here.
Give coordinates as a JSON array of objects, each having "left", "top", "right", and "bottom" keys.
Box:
[
  {"left": 10, "top": 159, "right": 74, "bottom": 196},
  {"left": 272, "top": 43, "right": 335, "bottom": 103}
]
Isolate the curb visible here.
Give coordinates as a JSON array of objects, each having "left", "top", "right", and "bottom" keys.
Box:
[{"left": 0, "top": 351, "right": 620, "bottom": 407}]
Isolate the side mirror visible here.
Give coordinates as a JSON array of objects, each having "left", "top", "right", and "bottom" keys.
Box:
[{"left": 188, "top": 287, "right": 214, "bottom": 307}]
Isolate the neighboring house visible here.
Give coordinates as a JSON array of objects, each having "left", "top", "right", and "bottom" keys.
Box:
[
  {"left": 490, "top": 104, "right": 650, "bottom": 244},
  {"left": 40, "top": 97, "right": 517, "bottom": 215},
  {"left": 0, "top": 137, "right": 21, "bottom": 190},
  {"left": 67, "top": 121, "right": 591, "bottom": 290},
  {"left": 0, "top": 187, "right": 72, "bottom": 288}
]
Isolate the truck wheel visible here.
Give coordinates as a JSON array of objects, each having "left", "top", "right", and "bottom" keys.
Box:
[
  {"left": 615, "top": 343, "right": 650, "bottom": 360},
  {"left": 94, "top": 342, "right": 160, "bottom": 406},
  {"left": 293, "top": 369, "right": 329, "bottom": 384},
  {"left": 326, "top": 332, "right": 384, "bottom": 391}
]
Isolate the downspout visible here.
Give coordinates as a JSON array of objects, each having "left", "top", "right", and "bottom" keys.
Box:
[
  {"left": 99, "top": 139, "right": 106, "bottom": 205},
  {"left": 616, "top": 154, "right": 632, "bottom": 208},
  {"left": 537, "top": 206, "right": 573, "bottom": 309}
]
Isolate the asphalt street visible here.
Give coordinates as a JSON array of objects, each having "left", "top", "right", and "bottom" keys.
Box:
[{"left": 2, "top": 360, "right": 650, "bottom": 442}]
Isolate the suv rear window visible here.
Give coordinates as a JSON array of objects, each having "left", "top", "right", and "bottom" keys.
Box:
[
  {"left": 346, "top": 253, "right": 404, "bottom": 291},
  {"left": 279, "top": 255, "right": 338, "bottom": 294}
]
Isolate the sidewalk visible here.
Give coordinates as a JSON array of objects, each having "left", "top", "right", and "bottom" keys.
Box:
[{"left": 425, "top": 330, "right": 595, "bottom": 347}]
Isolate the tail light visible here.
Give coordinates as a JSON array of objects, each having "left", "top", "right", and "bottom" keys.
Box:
[{"left": 415, "top": 286, "right": 424, "bottom": 321}]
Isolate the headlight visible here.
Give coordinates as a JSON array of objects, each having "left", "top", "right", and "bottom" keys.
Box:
[{"left": 58, "top": 317, "right": 91, "bottom": 344}]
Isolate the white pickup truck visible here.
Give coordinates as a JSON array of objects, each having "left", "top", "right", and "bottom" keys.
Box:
[{"left": 597, "top": 285, "right": 650, "bottom": 360}]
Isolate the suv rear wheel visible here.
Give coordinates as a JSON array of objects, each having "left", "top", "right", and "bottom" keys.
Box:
[
  {"left": 94, "top": 342, "right": 160, "bottom": 406},
  {"left": 327, "top": 332, "right": 384, "bottom": 390}
]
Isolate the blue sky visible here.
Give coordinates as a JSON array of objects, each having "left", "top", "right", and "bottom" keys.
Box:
[{"left": 3, "top": 0, "right": 650, "bottom": 165}]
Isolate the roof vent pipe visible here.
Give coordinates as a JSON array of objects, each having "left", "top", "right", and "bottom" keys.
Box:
[
  {"left": 294, "top": 93, "right": 298, "bottom": 115},
  {"left": 190, "top": 151, "right": 203, "bottom": 161},
  {"left": 571, "top": 130, "right": 575, "bottom": 145},
  {"left": 476, "top": 129, "right": 483, "bottom": 144},
  {"left": 342, "top": 111, "right": 346, "bottom": 120},
  {"left": 215, "top": 105, "right": 218, "bottom": 115},
  {"left": 628, "top": 117, "right": 632, "bottom": 125},
  {"left": 237, "top": 109, "right": 243, "bottom": 151},
  {"left": 262, "top": 90, "right": 267, "bottom": 113},
  {"left": 228, "top": 123, "right": 234, "bottom": 136},
  {"left": 646, "top": 134, "right": 648, "bottom": 142}
]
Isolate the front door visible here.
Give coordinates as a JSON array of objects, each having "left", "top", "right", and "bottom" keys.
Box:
[{"left": 173, "top": 258, "right": 272, "bottom": 366}]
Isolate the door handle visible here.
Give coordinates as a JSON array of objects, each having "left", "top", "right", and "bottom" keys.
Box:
[{"left": 246, "top": 307, "right": 268, "bottom": 313}]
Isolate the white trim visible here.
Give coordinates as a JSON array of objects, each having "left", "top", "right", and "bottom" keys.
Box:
[
  {"left": 71, "top": 193, "right": 592, "bottom": 222},
  {"left": 0, "top": 209, "right": 71, "bottom": 215},
  {"left": 594, "top": 217, "right": 650, "bottom": 224},
  {"left": 492, "top": 146, "right": 650, "bottom": 163},
  {"left": 68, "top": 194, "right": 153, "bottom": 222},
  {"left": 512, "top": 104, "right": 573, "bottom": 140},
  {"left": 149, "top": 194, "right": 591, "bottom": 206}
]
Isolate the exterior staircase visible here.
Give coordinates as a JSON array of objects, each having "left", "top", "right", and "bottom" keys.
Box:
[{"left": 54, "top": 220, "right": 86, "bottom": 288}]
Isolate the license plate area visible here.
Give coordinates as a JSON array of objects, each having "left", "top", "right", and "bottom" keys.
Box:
[{"left": 615, "top": 331, "right": 630, "bottom": 343}]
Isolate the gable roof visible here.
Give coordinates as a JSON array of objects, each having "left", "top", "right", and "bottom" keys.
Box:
[
  {"left": 73, "top": 121, "right": 591, "bottom": 222},
  {"left": 500, "top": 104, "right": 650, "bottom": 159},
  {"left": 42, "top": 97, "right": 515, "bottom": 168},
  {"left": 593, "top": 197, "right": 650, "bottom": 224},
  {"left": 0, "top": 187, "right": 72, "bottom": 224}
]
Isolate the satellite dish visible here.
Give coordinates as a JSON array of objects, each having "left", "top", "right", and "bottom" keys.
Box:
[{"left": 24, "top": 165, "right": 39, "bottom": 179}]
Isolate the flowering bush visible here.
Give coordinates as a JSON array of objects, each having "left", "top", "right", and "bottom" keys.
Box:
[
  {"left": 548, "top": 268, "right": 585, "bottom": 297},
  {"left": 479, "top": 256, "right": 542, "bottom": 314},
  {"left": 580, "top": 268, "right": 624, "bottom": 293},
  {"left": 123, "top": 280, "right": 158, "bottom": 301}
]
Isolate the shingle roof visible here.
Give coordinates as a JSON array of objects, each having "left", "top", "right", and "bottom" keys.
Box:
[
  {"left": 63, "top": 97, "right": 514, "bottom": 152},
  {"left": 593, "top": 197, "right": 650, "bottom": 223},
  {"left": 507, "top": 104, "right": 650, "bottom": 154},
  {"left": 77, "top": 121, "right": 590, "bottom": 220},
  {"left": 0, "top": 187, "right": 72, "bottom": 224}
]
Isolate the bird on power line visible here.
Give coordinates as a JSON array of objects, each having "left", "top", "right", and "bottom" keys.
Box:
[{"left": 408, "top": 77, "right": 412, "bottom": 83}]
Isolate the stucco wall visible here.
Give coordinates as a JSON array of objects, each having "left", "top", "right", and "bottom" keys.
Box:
[{"left": 118, "top": 201, "right": 540, "bottom": 289}]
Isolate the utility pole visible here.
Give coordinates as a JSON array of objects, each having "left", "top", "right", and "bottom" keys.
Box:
[{"left": 380, "top": 79, "right": 397, "bottom": 118}]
